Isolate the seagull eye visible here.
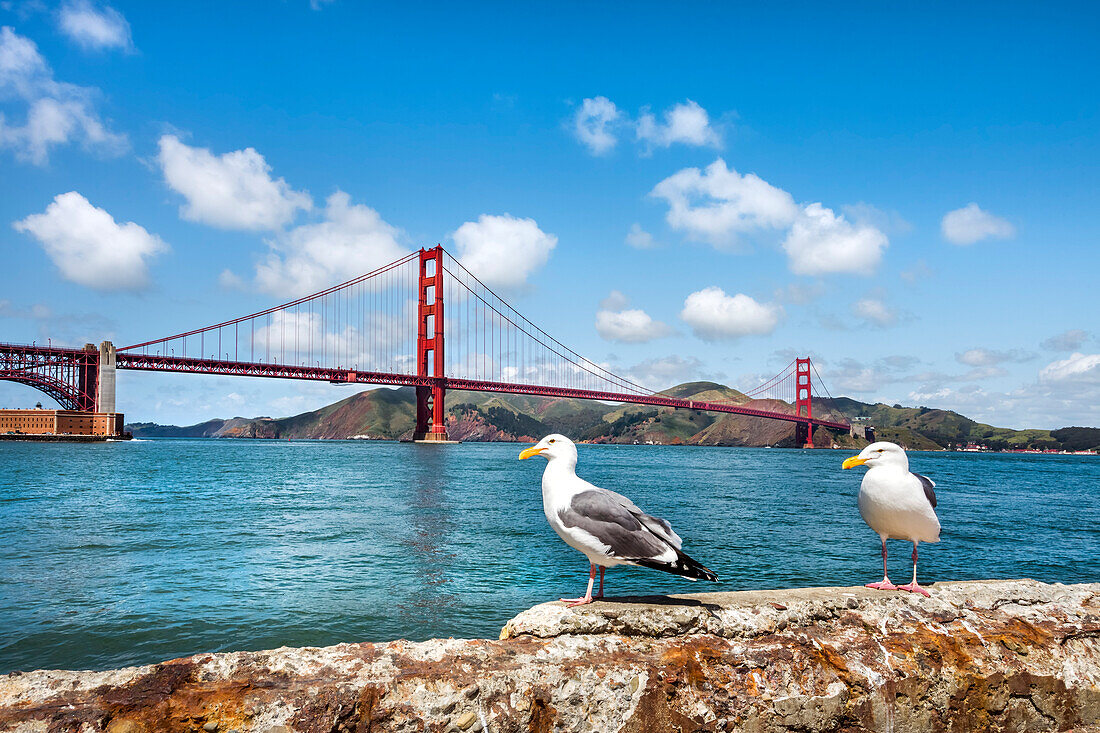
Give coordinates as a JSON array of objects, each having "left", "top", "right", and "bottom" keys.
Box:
[{"left": 548, "top": 439, "right": 556, "bottom": 444}]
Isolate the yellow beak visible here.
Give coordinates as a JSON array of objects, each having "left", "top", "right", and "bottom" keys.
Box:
[
  {"left": 842, "top": 455, "right": 868, "bottom": 469},
  {"left": 518, "top": 446, "right": 545, "bottom": 460}
]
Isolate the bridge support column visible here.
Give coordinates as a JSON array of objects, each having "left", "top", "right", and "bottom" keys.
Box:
[
  {"left": 97, "top": 341, "right": 116, "bottom": 414},
  {"left": 412, "top": 246, "right": 455, "bottom": 443}
]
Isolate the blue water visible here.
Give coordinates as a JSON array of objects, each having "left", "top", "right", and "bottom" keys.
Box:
[{"left": 0, "top": 439, "right": 1097, "bottom": 673}]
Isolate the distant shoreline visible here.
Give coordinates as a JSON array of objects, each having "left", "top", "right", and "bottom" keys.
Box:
[{"left": 0, "top": 433, "right": 131, "bottom": 443}]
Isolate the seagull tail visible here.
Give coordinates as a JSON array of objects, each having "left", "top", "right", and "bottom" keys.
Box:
[{"left": 635, "top": 549, "right": 719, "bottom": 582}]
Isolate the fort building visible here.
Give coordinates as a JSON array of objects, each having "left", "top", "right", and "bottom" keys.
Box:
[{"left": 0, "top": 408, "right": 125, "bottom": 437}]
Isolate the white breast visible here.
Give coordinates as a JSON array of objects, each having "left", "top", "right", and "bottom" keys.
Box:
[{"left": 858, "top": 466, "right": 941, "bottom": 543}]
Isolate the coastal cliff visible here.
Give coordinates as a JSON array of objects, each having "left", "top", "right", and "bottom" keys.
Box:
[{"left": 1, "top": 579, "right": 1098, "bottom": 732}]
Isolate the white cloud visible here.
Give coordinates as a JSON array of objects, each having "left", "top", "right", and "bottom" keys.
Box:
[
  {"left": 650, "top": 159, "right": 798, "bottom": 248},
  {"left": 941, "top": 203, "right": 1015, "bottom": 245},
  {"left": 1039, "top": 353, "right": 1100, "bottom": 385},
  {"left": 57, "top": 1, "right": 132, "bottom": 51},
  {"left": 636, "top": 99, "right": 720, "bottom": 150},
  {"left": 595, "top": 291, "right": 671, "bottom": 343},
  {"left": 572, "top": 96, "right": 620, "bottom": 155},
  {"left": 0, "top": 26, "right": 126, "bottom": 164},
  {"left": 679, "top": 286, "right": 781, "bottom": 341},
  {"left": 851, "top": 298, "right": 897, "bottom": 327},
  {"left": 13, "top": 191, "right": 168, "bottom": 291},
  {"left": 1041, "top": 329, "right": 1089, "bottom": 352},
  {"left": 782, "top": 203, "right": 888, "bottom": 276},
  {"left": 450, "top": 213, "right": 557, "bottom": 289},
  {"left": 157, "top": 134, "right": 312, "bottom": 231},
  {"left": 955, "top": 348, "right": 1035, "bottom": 367},
  {"left": 255, "top": 191, "right": 406, "bottom": 298},
  {"left": 624, "top": 222, "right": 657, "bottom": 249}
]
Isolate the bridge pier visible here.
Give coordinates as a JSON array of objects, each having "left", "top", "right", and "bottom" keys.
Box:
[
  {"left": 96, "top": 341, "right": 116, "bottom": 413},
  {"left": 413, "top": 383, "right": 453, "bottom": 443}
]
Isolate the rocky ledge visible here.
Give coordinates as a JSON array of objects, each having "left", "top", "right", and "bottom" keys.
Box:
[{"left": 2, "top": 579, "right": 1099, "bottom": 733}]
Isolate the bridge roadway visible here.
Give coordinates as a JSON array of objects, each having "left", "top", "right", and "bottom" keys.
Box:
[{"left": 116, "top": 351, "right": 852, "bottom": 431}]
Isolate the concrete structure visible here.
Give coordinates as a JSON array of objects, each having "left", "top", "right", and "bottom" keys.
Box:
[
  {"left": 0, "top": 409, "right": 124, "bottom": 436},
  {"left": 96, "top": 340, "right": 116, "bottom": 414}
]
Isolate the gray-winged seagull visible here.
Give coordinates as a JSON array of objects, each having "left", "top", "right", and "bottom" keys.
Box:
[
  {"left": 843, "top": 441, "right": 941, "bottom": 596},
  {"left": 519, "top": 434, "right": 718, "bottom": 606}
]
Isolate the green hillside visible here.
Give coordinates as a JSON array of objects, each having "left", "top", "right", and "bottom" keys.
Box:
[{"left": 128, "top": 384, "right": 1097, "bottom": 451}]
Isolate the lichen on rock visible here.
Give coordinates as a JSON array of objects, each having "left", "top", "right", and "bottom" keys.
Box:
[{"left": 1, "top": 579, "right": 1098, "bottom": 732}]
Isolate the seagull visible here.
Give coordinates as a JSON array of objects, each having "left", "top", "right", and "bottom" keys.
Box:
[
  {"left": 519, "top": 434, "right": 718, "bottom": 607},
  {"left": 842, "top": 441, "right": 941, "bottom": 597}
]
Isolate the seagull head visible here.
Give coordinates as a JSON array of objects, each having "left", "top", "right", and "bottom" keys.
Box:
[
  {"left": 842, "top": 441, "right": 909, "bottom": 471},
  {"left": 518, "top": 434, "right": 578, "bottom": 466}
]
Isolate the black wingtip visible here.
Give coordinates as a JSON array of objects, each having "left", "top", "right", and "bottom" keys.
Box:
[{"left": 635, "top": 549, "right": 719, "bottom": 582}]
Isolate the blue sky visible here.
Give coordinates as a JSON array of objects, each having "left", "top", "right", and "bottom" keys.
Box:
[{"left": 1, "top": 1, "right": 1097, "bottom": 429}]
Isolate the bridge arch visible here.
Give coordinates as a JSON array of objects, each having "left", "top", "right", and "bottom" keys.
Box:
[{"left": 0, "top": 374, "right": 84, "bottom": 410}]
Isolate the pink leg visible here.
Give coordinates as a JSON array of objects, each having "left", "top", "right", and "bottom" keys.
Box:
[
  {"left": 595, "top": 567, "right": 605, "bottom": 599},
  {"left": 561, "top": 563, "right": 596, "bottom": 607},
  {"left": 898, "top": 543, "right": 930, "bottom": 597},
  {"left": 865, "top": 538, "right": 898, "bottom": 590}
]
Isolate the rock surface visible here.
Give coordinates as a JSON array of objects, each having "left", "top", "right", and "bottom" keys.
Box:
[{"left": 2, "top": 579, "right": 1098, "bottom": 732}]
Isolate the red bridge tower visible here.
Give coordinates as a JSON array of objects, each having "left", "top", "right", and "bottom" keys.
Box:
[
  {"left": 794, "top": 357, "right": 814, "bottom": 448},
  {"left": 413, "top": 246, "right": 450, "bottom": 442}
]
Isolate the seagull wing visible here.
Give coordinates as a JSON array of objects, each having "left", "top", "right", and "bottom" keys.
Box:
[
  {"left": 911, "top": 472, "right": 937, "bottom": 508},
  {"left": 591, "top": 486, "right": 683, "bottom": 549},
  {"left": 558, "top": 487, "right": 717, "bottom": 581},
  {"left": 559, "top": 488, "right": 675, "bottom": 562}
]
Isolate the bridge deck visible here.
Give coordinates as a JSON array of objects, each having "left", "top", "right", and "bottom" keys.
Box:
[{"left": 115, "top": 352, "right": 851, "bottom": 431}]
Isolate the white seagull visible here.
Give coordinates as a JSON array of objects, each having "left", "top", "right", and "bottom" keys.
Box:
[
  {"left": 843, "top": 441, "right": 941, "bottom": 597},
  {"left": 519, "top": 434, "right": 718, "bottom": 606}
]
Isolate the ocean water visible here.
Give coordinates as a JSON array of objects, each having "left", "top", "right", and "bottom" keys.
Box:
[{"left": 0, "top": 438, "right": 1097, "bottom": 673}]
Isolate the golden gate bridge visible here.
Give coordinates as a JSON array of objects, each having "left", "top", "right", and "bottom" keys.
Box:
[{"left": 0, "top": 246, "right": 849, "bottom": 446}]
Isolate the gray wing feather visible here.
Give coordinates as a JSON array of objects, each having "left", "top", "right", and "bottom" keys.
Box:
[
  {"left": 912, "top": 472, "right": 937, "bottom": 508},
  {"left": 559, "top": 489, "right": 680, "bottom": 560},
  {"left": 592, "top": 487, "right": 683, "bottom": 549}
]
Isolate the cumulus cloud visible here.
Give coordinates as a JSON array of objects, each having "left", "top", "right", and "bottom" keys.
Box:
[
  {"left": 1039, "top": 353, "right": 1100, "bottom": 385},
  {"left": 13, "top": 191, "right": 168, "bottom": 291},
  {"left": 1041, "top": 329, "right": 1089, "bottom": 352},
  {"left": 624, "top": 222, "right": 657, "bottom": 249},
  {"left": 651, "top": 159, "right": 890, "bottom": 276},
  {"left": 906, "top": 355, "right": 1100, "bottom": 429},
  {"left": 57, "top": 1, "right": 132, "bottom": 51},
  {"left": 157, "top": 134, "right": 312, "bottom": 231},
  {"left": 650, "top": 159, "right": 798, "bottom": 248},
  {"left": 851, "top": 298, "right": 897, "bottom": 327},
  {"left": 450, "top": 213, "right": 557, "bottom": 289},
  {"left": 955, "top": 348, "right": 1035, "bottom": 367},
  {"left": 941, "top": 203, "right": 1015, "bottom": 245},
  {"left": 782, "top": 203, "right": 888, "bottom": 276},
  {"left": 594, "top": 291, "right": 671, "bottom": 343},
  {"left": 636, "top": 99, "right": 720, "bottom": 151},
  {"left": 255, "top": 191, "right": 406, "bottom": 297},
  {"left": 680, "top": 286, "right": 781, "bottom": 341},
  {"left": 571, "top": 97, "right": 723, "bottom": 155},
  {"left": 0, "top": 26, "right": 126, "bottom": 164},
  {"left": 572, "top": 96, "right": 620, "bottom": 155}
]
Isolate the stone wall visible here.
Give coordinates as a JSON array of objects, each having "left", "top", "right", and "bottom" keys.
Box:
[{"left": 1, "top": 579, "right": 1098, "bottom": 732}]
